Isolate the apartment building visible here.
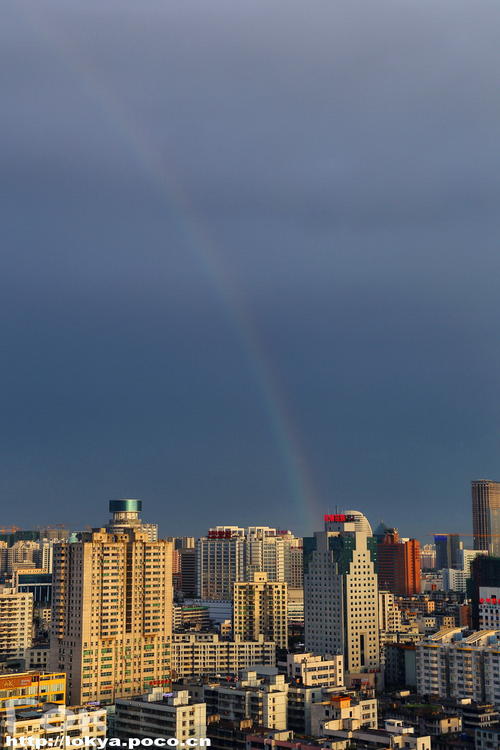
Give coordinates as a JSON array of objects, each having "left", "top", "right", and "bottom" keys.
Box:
[
  {"left": 197, "top": 526, "right": 303, "bottom": 600},
  {"left": 233, "top": 572, "right": 288, "bottom": 648},
  {"left": 416, "top": 628, "right": 500, "bottom": 709},
  {"left": 200, "top": 671, "right": 289, "bottom": 730},
  {"left": 310, "top": 692, "right": 378, "bottom": 737},
  {"left": 50, "top": 500, "right": 173, "bottom": 705},
  {"left": 286, "top": 653, "right": 344, "bottom": 689},
  {"left": 0, "top": 703, "right": 106, "bottom": 747},
  {"left": 0, "top": 587, "right": 33, "bottom": 661},
  {"left": 379, "top": 591, "right": 402, "bottom": 634},
  {"left": 171, "top": 632, "right": 276, "bottom": 679},
  {"left": 115, "top": 689, "right": 206, "bottom": 744}
]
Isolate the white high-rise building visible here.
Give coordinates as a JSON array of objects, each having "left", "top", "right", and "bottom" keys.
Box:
[
  {"left": 304, "top": 512, "right": 380, "bottom": 674},
  {"left": 197, "top": 525, "right": 302, "bottom": 600},
  {"left": 197, "top": 527, "right": 246, "bottom": 600}
]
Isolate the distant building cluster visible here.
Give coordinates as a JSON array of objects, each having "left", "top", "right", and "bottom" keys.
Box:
[{"left": 0, "top": 480, "right": 498, "bottom": 749}]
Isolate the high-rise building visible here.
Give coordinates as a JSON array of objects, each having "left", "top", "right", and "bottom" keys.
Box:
[
  {"left": 0, "top": 588, "right": 33, "bottom": 661},
  {"left": 233, "top": 572, "right": 288, "bottom": 648},
  {"left": 434, "top": 534, "right": 463, "bottom": 570},
  {"left": 472, "top": 480, "right": 500, "bottom": 555},
  {"left": 461, "top": 549, "right": 488, "bottom": 578},
  {"left": 420, "top": 544, "right": 436, "bottom": 570},
  {"left": 304, "top": 511, "right": 380, "bottom": 674},
  {"left": 7, "top": 541, "right": 40, "bottom": 574},
  {"left": 245, "top": 528, "right": 303, "bottom": 587},
  {"left": 197, "top": 525, "right": 302, "bottom": 600},
  {"left": 378, "top": 591, "right": 402, "bottom": 634},
  {"left": 170, "top": 538, "right": 197, "bottom": 599},
  {"left": 50, "top": 500, "right": 172, "bottom": 705},
  {"left": 197, "top": 527, "right": 246, "bottom": 600},
  {"left": 469, "top": 556, "right": 500, "bottom": 630},
  {"left": 377, "top": 530, "right": 421, "bottom": 596}
]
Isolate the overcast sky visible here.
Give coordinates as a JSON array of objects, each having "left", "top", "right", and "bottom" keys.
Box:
[{"left": 2, "top": 0, "right": 500, "bottom": 540}]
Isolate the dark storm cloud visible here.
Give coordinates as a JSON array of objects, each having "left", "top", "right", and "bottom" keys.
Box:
[{"left": 1, "top": 0, "right": 500, "bottom": 537}]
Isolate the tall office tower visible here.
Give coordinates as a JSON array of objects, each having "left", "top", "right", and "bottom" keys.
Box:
[
  {"left": 304, "top": 512, "right": 380, "bottom": 674},
  {"left": 197, "top": 526, "right": 302, "bottom": 600},
  {"left": 472, "top": 479, "right": 500, "bottom": 555},
  {"left": 172, "top": 546, "right": 182, "bottom": 593},
  {"left": 289, "top": 539, "right": 304, "bottom": 588},
  {"left": 233, "top": 572, "right": 288, "bottom": 649},
  {"left": 434, "top": 534, "right": 463, "bottom": 569},
  {"left": 50, "top": 500, "right": 172, "bottom": 705},
  {"left": 377, "top": 530, "right": 421, "bottom": 596},
  {"left": 0, "top": 542, "right": 7, "bottom": 575},
  {"left": 468, "top": 555, "right": 500, "bottom": 629},
  {"left": 171, "top": 538, "right": 197, "bottom": 599},
  {"left": 420, "top": 544, "right": 436, "bottom": 570},
  {"left": 0, "top": 587, "right": 33, "bottom": 660}
]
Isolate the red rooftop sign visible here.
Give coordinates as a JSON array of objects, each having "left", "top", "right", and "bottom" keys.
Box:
[{"left": 324, "top": 514, "right": 356, "bottom": 523}]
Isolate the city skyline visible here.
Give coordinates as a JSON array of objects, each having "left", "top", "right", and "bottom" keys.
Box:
[{"left": 0, "top": 492, "right": 490, "bottom": 547}]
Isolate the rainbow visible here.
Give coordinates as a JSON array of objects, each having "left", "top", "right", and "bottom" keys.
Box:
[{"left": 19, "top": 5, "right": 322, "bottom": 532}]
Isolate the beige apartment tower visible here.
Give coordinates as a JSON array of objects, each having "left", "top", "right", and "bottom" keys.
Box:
[
  {"left": 0, "top": 587, "right": 33, "bottom": 661},
  {"left": 50, "top": 500, "right": 172, "bottom": 705},
  {"left": 233, "top": 572, "right": 288, "bottom": 648},
  {"left": 472, "top": 480, "right": 500, "bottom": 555}
]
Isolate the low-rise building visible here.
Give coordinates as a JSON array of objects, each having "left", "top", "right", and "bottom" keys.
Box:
[
  {"left": 310, "top": 693, "right": 377, "bottom": 737},
  {"left": 286, "top": 653, "right": 344, "bottom": 689},
  {"left": 206, "top": 716, "right": 289, "bottom": 750},
  {"left": 322, "top": 720, "right": 431, "bottom": 750},
  {"left": 0, "top": 672, "right": 66, "bottom": 712},
  {"left": 476, "top": 725, "right": 500, "bottom": 750},
  {"left": 171, "top": 632, "right": 275, "bottom": 679},
  {"left": 197, "top": 671, "right": 288, "bottom": 731},
  {"left": 115, "top": 689, "right": 206, "bottom": 744},
  {"left": 0, "top": 703, "right": 106, "bottom": 747}
]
